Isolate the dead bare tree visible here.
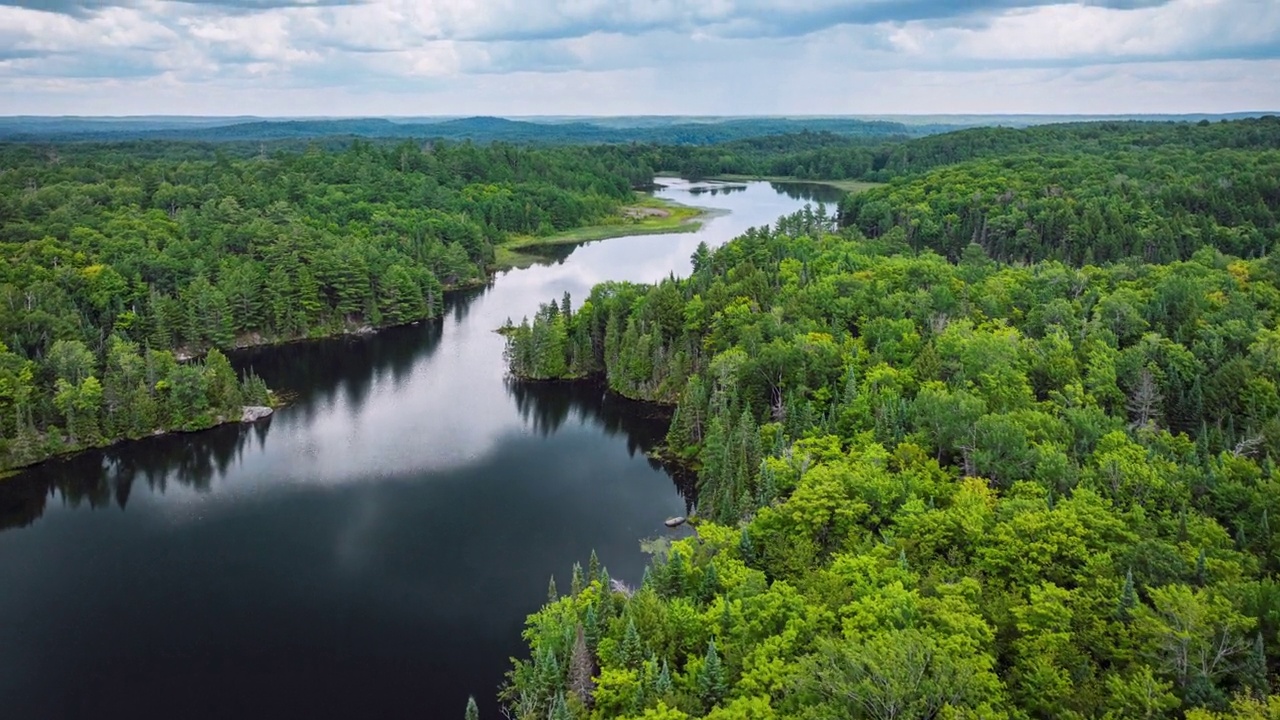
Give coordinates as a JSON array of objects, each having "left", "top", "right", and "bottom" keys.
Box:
[
  {"left": 1127, "top": 368, "right": 1163, "bottom": 431},
  {"left": 568, "top": 625, "right": 595, "bottom": 709},
  {"left": 1233, "top": 433, "right": 1266, "bottom": 458}
]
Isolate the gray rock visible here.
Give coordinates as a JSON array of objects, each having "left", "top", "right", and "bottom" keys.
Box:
[
  {"left": 241, "top": 406, "right": 274, "bottom": 423},
  {"left": 664, "top": 516, "right": 686, "bottom": 528}
]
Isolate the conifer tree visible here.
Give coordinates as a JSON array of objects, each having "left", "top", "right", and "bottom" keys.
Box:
[
  {"left": 587, "top": 550, "right": 601, "bottom": 582},
  {"left": 620, "top": 617, "right": 643, "bottom": 668},
  {"left": 570, "top": 562, "right": 584, "bottom": 597},
  {"left": 583, "top": 605, "right": 600, "bottom": 651},
  {"left": 1243, "top": 632, "right": 1270, "bottom": 700},
  {"left": 656, "top": 659, "right": 673, "bottom": 696},
  {"left": 697, "top": 561, "right": 720, "bottom": 604},
  {"left": 464, "top": 695, "right": 479, "bottom": 720},
  {"left": 698, "top": 639, "right": 727, "bottom": 711},
  {"left": 1117, "top": 568, "right": 1137, "bottom": 622}
]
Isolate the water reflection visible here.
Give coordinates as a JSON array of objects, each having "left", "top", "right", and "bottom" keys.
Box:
[
  {"left": 0, "top": 421, "right": 272, "bottom": 531},
  {"left": 687, "top": 183, "right": 747, "bottom": 196},
  {"left": 0, "top": 178, "right": 814, "bottom": 720},
  {"left": 506, "top": 379, "right": 695, "bottom": 508},
  {"left": 770, "top": 181, "right": 847, "bottom": 204}
]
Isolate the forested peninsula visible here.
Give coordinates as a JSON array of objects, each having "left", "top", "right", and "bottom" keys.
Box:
[
  {"left": 501, "top": 118, "right": 1280, "bottom": 718},
  {"left": 0, "top": 139, "right": 667, "bottom": 471}
]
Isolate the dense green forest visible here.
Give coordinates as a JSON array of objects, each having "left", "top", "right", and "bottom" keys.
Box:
[
  {"left": 629, "top": 116, "right": 1280, "bottom": 182},
  {"left": 0, "top": 139, "right": 655, "bottom": 470},
  {"left": 839, "top": 147, "right": 1280, "bottom": 265},
  {"left": 500, "top": 122, "right": 1280, "bottom": 718}
]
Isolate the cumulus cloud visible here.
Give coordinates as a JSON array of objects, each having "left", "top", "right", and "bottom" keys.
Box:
[{"left": 0, "top": 0, "right": 1276, "bottom": 114}]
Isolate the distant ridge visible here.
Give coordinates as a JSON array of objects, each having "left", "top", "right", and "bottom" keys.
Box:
[
  {"left": 0, "top": 113, "right": 1273, "bottom": 144},
  {"left": 0, "top": 115, "right": 938, "bottom": 144}
]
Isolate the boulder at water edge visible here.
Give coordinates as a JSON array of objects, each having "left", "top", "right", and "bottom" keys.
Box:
[{"left": 241, "top": 406, "right": 274, "bottom": 423}]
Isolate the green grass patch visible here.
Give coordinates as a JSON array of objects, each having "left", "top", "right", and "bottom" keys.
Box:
[{"left": 493, "top": 193, "right": 706, "bottom": 270}]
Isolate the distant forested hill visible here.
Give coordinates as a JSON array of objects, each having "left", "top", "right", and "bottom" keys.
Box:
[
  {"left": 0, "top": 115, "right": 927, "bottom": 144},
  {"left": 628, "top": 116, "right": 1280, "bottom": 181},
  {"left": 837, "top": 118, "right": 1280, "bottom": 265}
]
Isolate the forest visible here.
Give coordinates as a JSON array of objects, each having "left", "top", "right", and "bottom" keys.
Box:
[
  {"left": 500, "top": 118, "right": 1280, "bottom": 718},
  {"left": 628, "top": 116, "right": 1280, "bottom": 182},
  {"left": 8, "top": 113, "right": 1280, "bottom": 718},
  {"left": 0, "top": 138, "right": 656, "bottom": 470}
]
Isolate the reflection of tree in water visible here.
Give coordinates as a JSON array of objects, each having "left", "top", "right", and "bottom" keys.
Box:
[
  {"left": 0, "top": 420, "right": 271, "bottom": 532},
  {"left": 688, "top": 184, "right": 747, "bottom": 197},
  {"left": 769, "top": 181, "right": 846, "bottom": 204},
  {"left": 229, "top": 286, "right": 486, "bottom": 420},
  {"left": 506, "top": 379, "right": 695, "bottom": 508}
]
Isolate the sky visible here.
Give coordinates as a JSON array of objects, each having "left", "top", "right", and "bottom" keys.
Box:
[{"left": 0, "top": 0, "right": 1278, "bottom": 116}]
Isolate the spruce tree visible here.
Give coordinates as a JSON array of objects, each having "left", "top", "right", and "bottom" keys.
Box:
[
  {"left": 662, "top": 551, "right": 687, "bottom": 598},
  {"left": 656, "top": 659, "right": 673, "bottom": 696},
  {"left": 697, "top": 639, "right": 727, "bottom": 711},
  {"left": 535, "top": 646, "right": 561, "bottom": 704},
  {"left": 583, "top": 605, "right": 600, "bottom": 650},
  {"left": 738, "top": 527, "right": 756, "bottom": 566},
  {"left": 1117, "top": 568, "right": 1137, "bottom": 622},
  {"left": 464, "top": 695, "right": 479, "bottom": 720},
  {"left": 1243, "top": 632, "right": 1270, "bottom": 700},
  {"left": 698, "top": 561, "right": 720, "bottom": 604},
  {"left": 550, "top": 692, "right": 571, "bottom": 720},
  {"left": 587, "top": 550, "right": 600, "bottom": 582},
  {"left": 570, "top": 562, "right": 584, "bottom": 597},
  {"left": 620, "top": 617, "right": 643, "bottom": 668},
  {"left": 547, "top": 575, "right": 558, "bottom": 603}
]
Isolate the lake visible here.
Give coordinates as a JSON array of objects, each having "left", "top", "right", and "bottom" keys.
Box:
[{"left": 0, "top": 179, "right": 841, "bottom": 720}]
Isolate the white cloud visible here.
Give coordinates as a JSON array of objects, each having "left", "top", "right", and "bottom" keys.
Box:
[{"left": 0, "top": 0, "right": 1275, "bottom": 114}]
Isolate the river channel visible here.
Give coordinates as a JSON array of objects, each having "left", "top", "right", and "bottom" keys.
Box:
[{"left": 0, "top": 179, "right": 842, "bottom": 719}]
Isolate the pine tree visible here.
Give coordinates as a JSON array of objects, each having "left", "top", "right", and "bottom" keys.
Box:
[
  {"left": 549, "top": 692, "right": 571, "bottom": 720},
  {"left": 1243, "top": 632, "right": 1270, "bottom": 700},
  {"left": 656, "top": 659, "right": 673, "bottom": 696},
  {"left": 661, "top": 551, "right": 687, "bottom": 598},
  {"left": 583, "top": 605, "right": 600, "bottom": 650},
  {"left": 587, "top": 550, "right": 601, "bottom": 582},
  {"left": 620, "top": 617, "right": 643, "bottom": 668},
  {"left": 464, "top": 695, "right": 479, "bottom": 720},
  {"left": 547, "top": 575, "right": 558, "bottom": 603},
  {"left": 697, "top": 561, "right": 720, "bottom": 604},
  {"left": 719, "top": 598, "right": 734, "bottom": 635},
  {"left": 738, "top": 527, "right": 756, "bottom": 566},
  {"left": 1117, "top": 568, "right": 1137, "bottom": 622},
  {"left": 697, "top": 639, "right": 727, "bottom": 711},
  {"left": 1195, "top": 548, "right": 1208, "bottom": 585},
  {"left": 536, "top": 646, "right": 561, "bottom": 702},
  {"left": 570, "top": 562, "right": 584, "bottom": 597}
]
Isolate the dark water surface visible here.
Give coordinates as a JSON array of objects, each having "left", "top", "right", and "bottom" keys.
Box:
[{"left": 0, "top": 180, "right": 836, "bottom": 720}]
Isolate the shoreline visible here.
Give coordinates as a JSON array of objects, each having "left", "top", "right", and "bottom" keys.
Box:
[
  {"left": 3, "top": 183, "right": 719, "bottom": 478},
  {"left": 1, "top": 403, "right": 282, "bottom": 476},
  {"left": 658, "top": 172, "right": 884, "bottom": 194},
  {"left": 493, "top": 193, "right": 713, "bottom": 269}
]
